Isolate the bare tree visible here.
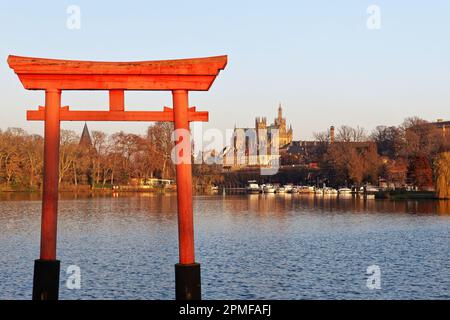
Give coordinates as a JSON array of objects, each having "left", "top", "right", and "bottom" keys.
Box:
[
  {"left": 147, "top": 122, "right": 175, "bottom": 179},
  {"left": 370, "top": 125, "right": 403, "bottom": 158},
  {"left": 336, "top": 125, "right": 367, "bottom": 142},
  {"left": 59, "top": 130, "right": 79, "bottom": 184},
  {"left": 23, "top": 134, "right": 44, "bottom": 188},
  {"left": 91, "top": 131, "right": 107, "bottom": 185}
]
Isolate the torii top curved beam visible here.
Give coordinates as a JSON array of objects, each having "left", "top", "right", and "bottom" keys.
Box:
[{"left": 7, "top": 55, "right": 228, "bottom": 91}]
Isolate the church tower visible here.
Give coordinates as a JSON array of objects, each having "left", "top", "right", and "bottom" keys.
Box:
[
  {"left": 272, "top": 103, "right": 291, "bottom": 146},
  {"left": 79, "top": 122, "right": 93, "bottom": 146},
  {"left": 278, "top": 103, "right": 283, "bottom": 122}
]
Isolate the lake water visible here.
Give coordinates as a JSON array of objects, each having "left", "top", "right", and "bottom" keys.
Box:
[{"left": 0, "top": 192, "right": 449, "bottom": 300}]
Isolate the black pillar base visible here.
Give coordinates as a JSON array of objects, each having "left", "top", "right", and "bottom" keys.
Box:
[
  {"left": 175, "top": 263, "right": 201, "bottom": 300},
  {"left": 32, "top": 259, "right": 60, "bottom": 300}
]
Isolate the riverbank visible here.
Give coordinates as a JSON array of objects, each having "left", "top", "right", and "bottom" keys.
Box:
[
  {"left": 375, "top": 190, "right": 444, "bottom": 200},
  {"left": 1, "top": 185, "right": 449, "bottom": 200},
  {"left": 0, "top": 185, "right": 177, "bottom": 193}
]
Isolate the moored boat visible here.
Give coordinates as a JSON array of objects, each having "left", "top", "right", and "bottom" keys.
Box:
[
  {"left": 366, "top": 186, "right": 379, "bottom": 193},
  {"left": 263, "top": 184, "right": 276, "bottom": 193},
  {"left": 324, "top": 187, "right": 338, "bottom": 195},
  {"left": 276, "top": 187, "right": 286, "bottom": 193},
  {"left": 246, "top": 180, "right": 260, "bottom": 194},
  {"left": 314, "top": 188, "right": 324, "bottom": 195},
  {"left": 287, "top": 186, "right": 298, "bottom": 193},
  {"left": 298, "top": 186, "right": 314, "bottom": 193},
  {"left": 338, "top": 187, "right": 352, "bottom": 194}
]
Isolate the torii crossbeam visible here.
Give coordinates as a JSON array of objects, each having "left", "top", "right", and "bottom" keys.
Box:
[{"left": 8, "top": 54, "right": 227, "bottom": 300}]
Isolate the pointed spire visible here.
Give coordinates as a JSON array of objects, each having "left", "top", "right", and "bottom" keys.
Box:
[
  {"left": 278, "top": 102, "right": 282, "bottom": 120},
  {"left": 80, "top": 122, "right": 92, "bottom": 146}
]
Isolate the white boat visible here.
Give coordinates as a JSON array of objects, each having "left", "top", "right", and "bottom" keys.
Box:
[
  {"left": 284, "top": 184, "right": 293, "bottom": 193},
  {"left": 276, "top": 187, "right": 286, "bottom": 193},
  {"left": 338, "top": 188, "right": 352, "bottom": 194},
  {"left": 263, "top": 184, "right": 276, "bottom": 193},
  {"left": 324, "top": 187, "right": 338, "bottom": 195},
  {"left": 287, "top": 186, "right": 298, "bottom": 193},
  {"left": 297, "top": 186, "right": 312, "bottom": 193},
  {"left": 360, "top": 186, "right": 379, "bottom": 193},
  {"left": 246, "top": 181, "right": 260, "bottom": 194},
  {"left": 314, "top": 188, "right": 324, "bottom": 195}
]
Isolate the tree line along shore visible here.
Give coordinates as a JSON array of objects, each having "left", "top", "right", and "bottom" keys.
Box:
[{"left": 0, "top": 117, "right": 449, "bottom": 199}]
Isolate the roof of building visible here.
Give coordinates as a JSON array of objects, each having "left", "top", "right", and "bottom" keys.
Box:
[
  {"left": 285, "top": 140, "right": 376, "bottom": 154},
  {"left": 286, "top": 141, "right": 318, "bottom": 153},
  {"left": 430, "top": 120, "right": 450, "bottom": 128},
  {"left": 79, "top": 123, "right": 92, "bottom": 146}
]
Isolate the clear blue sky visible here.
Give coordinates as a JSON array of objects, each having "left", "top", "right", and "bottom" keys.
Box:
[{"left": 1, "top": 0, "right": 449, "bottom": 140}]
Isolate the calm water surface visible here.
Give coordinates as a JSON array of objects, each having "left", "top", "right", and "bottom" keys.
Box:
[{"left": 0, "top": 192, "right": 449, "bottom": 300}]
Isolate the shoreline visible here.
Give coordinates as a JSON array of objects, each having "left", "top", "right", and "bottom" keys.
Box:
[{"left": 0, "top": 188, "right": 448, "bottom": 200}]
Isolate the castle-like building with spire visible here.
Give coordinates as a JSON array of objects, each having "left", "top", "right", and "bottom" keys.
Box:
[
  {"left": 255, "top": 104, "right": 293, "bottom": 147},
  {"left": 224, "top": 104, "right": 293, "bottom": 168}
]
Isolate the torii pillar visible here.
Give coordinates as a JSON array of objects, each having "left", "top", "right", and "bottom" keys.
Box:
[{"left": 8, "top": 54, "right": 227, "bottom": 300}]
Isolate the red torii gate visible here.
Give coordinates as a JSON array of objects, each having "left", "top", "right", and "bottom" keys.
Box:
[{"left": 8, "top": 54, "right": 227, "bottom": 300}]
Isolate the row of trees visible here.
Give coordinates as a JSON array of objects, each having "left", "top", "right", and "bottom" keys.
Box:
[
  {"left": 1, "top": 116, "right": 449, "bottom": 194},
  {"left": 0, "top": 128, "right": 43, "bottom": 189},
  {"left": 312, "top": 117, "right": 450, "bottom": 190},
  {"left": 0, "top": 123, "right": 177, "bottom": 190}
]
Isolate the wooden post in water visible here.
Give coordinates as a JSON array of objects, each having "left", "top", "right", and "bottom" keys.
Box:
[
  {"left": 32, "top": 89, "right": 61, "bottom": 300},
  {"left": 172, "top": 90, "right": 201, "bottom": 300}
]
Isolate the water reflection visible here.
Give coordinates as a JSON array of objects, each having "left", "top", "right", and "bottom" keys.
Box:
[
  {"left": 0, "top": 192, "right": 449, "bottom": 299},
  {"left": 240, "top": 193, "right": 449, "bottom": 216},
  {"left": 1, "top": 191, "right": 448, "bottom": 216}
]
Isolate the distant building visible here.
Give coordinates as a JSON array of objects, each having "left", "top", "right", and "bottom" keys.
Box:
[
  {"left": 430, "top": 119, "right": 450, "bottom": 138},
  {"left": 79, "top": 122, "right": 92, "bottom": 146},
  {"left": 254, "top": 104, "right": 293, "bottom": 147},
  {"left": 224, "top": 104, "right": 293, "bottom": 169},
  {"left": 281, "top": 126, "right": 376, "bottom": 166}
]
